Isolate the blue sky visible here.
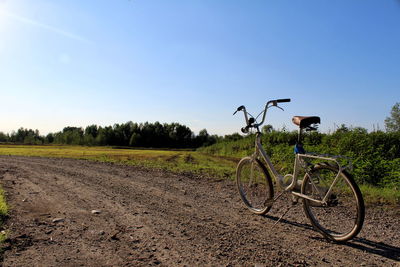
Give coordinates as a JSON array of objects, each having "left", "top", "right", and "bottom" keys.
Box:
[{"left": 0, "top": 0, "right": 399, "bottom": 135}]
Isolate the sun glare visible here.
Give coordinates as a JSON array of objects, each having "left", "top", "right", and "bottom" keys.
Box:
[{"left": 0, "top": 3, "right": 90, "bottom": 44}]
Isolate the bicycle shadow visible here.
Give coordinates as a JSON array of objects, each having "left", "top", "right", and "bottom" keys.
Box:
[{"left": 263, "top": 214, "right": 400, "bottom": 262}]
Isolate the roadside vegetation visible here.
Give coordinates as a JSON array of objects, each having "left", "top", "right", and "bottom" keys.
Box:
[
  {"left": 0, "top": 187, "right": 8, "bottom": 244},
  {"left": 199, "top": 126, "right": 400, "bottom": 204},
  {"left": 197, "top": 103, "right": 400, "bottom": 204},
  {"left": 0, "top": 102, "right": 399, "bottom": 205},
  {"left": 0, "top": 188, "right": 7, "bottom": 219}
]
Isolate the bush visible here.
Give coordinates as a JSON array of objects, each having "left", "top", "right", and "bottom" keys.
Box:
[{"left": 198, "top": 129, "right": 400, "bottom": 187}]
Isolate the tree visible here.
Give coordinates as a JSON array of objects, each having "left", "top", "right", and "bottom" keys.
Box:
[
  {"left": 9, "top": 128, "right": 42, "bottom": 144},
  {"left": 96, "top": 126, "right": 114, "bottom": 145},
  {"left": 262, "top": 124, "right": 273, "bottom": 134},
  {"left": 59, "top": 127, "right": 83, "bottom": 145},
  {"left": 0, "top": 132, "right": 8, "bottom": 142},
  {"left": 335, "top": 124, "right": 349, "bottom": 133},
  {"left": 195, "top": 129, "right": 210, "bottom": 147},
  {"left": 84, "top": 125, "right": 99, "bottom": 138},
  {"left": 45, "top": 133, "right": 54, "bottom": 144},
  {"left": 129, "top": 132, "right": 142, "bottom": 147},
  {"left": 385, "top": 102, "right": 400, "bottom": 132}
]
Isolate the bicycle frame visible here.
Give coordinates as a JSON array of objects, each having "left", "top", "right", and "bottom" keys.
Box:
[
  {"left": 252, "top": 132, "right": 352, "bottom": 205},
  {"left": 235, "top": 99, "right": 365, "bottom": 241}
]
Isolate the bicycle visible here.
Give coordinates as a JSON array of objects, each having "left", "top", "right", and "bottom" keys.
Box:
[{"left": 233, "top": 98, "right": 365, "bottom": 242}]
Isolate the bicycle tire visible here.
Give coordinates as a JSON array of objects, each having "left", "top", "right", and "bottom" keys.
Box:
[
  {"left": 301, "top": 163, "right": 365, "bottom": 242},
  {"left": 236, "top": 157, "right": 274, "bottom": 215}
]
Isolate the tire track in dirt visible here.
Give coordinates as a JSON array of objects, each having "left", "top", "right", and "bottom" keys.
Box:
[{"left": 0, "top": 156, "right": 399, "bottom": 266}]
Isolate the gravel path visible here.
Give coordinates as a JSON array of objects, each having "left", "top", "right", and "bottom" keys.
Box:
[{"left": 0, "top": 156, "right": 399, "bottom": 266}]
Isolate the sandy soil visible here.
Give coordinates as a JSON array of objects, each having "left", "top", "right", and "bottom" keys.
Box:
[{"left": 0, "top": 156, "right": 399, "bottom": 266}]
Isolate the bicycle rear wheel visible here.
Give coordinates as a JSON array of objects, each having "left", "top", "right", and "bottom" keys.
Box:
[
  {"left": 301, "top": 163, "right": 365, "bottom": 242},
  {"left": 236, "top": 157, "right": 274, "bottom": 215}
]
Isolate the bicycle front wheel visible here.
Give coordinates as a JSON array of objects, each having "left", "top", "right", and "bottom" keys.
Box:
[
  {"left": 236, "top": 157, "right": 274, "bottom": 215},
  {"left": 301, "top": 163, "right": 365, "bottom": 242}
]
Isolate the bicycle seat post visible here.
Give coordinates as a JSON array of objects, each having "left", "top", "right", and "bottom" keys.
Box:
[
  {"left": 297, "top": 127, "right": 302, "bottom": 145},
  {"left": 292, "top": 116, "right": 321, "bottom": 155}
]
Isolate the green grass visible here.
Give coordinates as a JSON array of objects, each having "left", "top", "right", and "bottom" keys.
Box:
[
  {"left": 0, "top": 144, "right": 398, "bottom": 205},
  {"left": 0, "top": 145, "right": 238, "bottom": 180},
  {"left": 360, "top": 184, "right": 400, "bottom": 205},
  {"left": 0, "top": 188, "right": 7, "bottom": 218},
  {"left": 0, "top": 187, "right": 8, "bottom": 247}
]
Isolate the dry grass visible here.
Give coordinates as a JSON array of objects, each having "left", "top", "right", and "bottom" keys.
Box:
[{"left": 0, "top": 145, "right": 238, "bottom": 180}]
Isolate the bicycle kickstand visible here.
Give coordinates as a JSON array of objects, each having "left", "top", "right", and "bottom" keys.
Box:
[{"left": 273, "top": 202, "right": 296, "bottom": 226}]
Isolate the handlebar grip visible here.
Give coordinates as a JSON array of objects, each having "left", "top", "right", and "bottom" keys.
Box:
[
  {"left": 241, "top": 127, "right": 249, "bottom": 134},
  {"left": 276, "top": 98, "right": 291, "bottom": 103},
  {"left": 237, "top": 105, "right": 245, "bottom": 111}
]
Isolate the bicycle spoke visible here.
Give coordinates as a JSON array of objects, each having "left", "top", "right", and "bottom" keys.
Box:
[
  {"left": 302, "top": 164, "right": 364, "bottom": 242},
  {"left": 236, "top": 157, "right": 274, "bottom": 215}
]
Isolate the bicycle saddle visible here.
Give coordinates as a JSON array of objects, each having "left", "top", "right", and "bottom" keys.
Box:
[{"left": 292, "top": 116, "right": 321, "bottom": 128}]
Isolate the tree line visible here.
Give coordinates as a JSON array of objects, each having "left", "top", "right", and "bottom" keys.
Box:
[{"left": 0, "top": 122, "right": 217, "bottom": 149}]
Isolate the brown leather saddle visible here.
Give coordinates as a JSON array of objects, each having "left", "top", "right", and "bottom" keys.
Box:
[{"left": 292, "top": 116, "right": 320, "bottom": 129}]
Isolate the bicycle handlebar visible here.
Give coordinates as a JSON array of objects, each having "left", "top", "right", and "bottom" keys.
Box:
[
  {"left": 234, "top": 98, "right": 291, "bottom": 132},
  {"left": 277, "top": 98, "right": 291, "bottom": 103}
]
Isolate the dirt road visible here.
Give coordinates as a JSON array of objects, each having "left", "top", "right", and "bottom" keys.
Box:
[{"left": 0, "top": 156, "right": 399, "bottom": 266}]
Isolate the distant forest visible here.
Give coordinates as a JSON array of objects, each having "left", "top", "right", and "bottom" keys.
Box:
[
  {"left": 0, "top": 122, "right": 218, "bottom": 148},
  {"left": 2, "top": 102, "right": 399, "bottom": 149}
]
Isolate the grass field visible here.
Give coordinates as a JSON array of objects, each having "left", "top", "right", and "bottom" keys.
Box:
[
  {"left": 0, "top": 144, "right": 398, "bottom": 205},
  {"left": 0, "top": 145, "right": 238, "bottom": 180}
]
